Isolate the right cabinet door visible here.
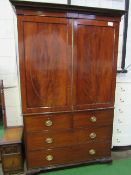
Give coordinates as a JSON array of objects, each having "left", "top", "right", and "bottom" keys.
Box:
[{"left": 73, "top": 19, "right": 119, "bottom": 110}]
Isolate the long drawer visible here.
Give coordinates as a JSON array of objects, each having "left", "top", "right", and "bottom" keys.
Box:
[
  {"left": 27, "top": 142, "right": 111, "bottom": 169},
  {"left": 26, "top": 126, "right": 112, "bottom": 151},
  {"left": 24, "top": 109, "right": 113, "bottom": 132}
]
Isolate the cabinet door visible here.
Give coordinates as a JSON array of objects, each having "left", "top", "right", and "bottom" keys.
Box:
[
  {"left": 18, "top": 16, "right": 72, "bottom": 113},
  {"left": 73, "top": 19, "right": 119, "bottom": 110}
]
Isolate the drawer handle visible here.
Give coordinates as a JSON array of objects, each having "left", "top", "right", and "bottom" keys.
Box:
[
  {"left": 90, "top": 116, "right": 97, "bottom": 123},
  {"left": 46, "top": 155, "right": 53, "bottom": 161},
  {"left": 45, "top": 138, "right": 53, "bottom": 144},
  {"left": 89, "top": 133, "right": 96, "bottom": 139},
  {"left": 45, "top": 120, "right": 53, "bottom": 127},
  {"left": 89, "top": 149, "right": 96, "bottom": 155}
]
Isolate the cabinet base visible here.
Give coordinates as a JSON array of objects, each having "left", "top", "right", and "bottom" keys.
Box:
[{"left": 26, "top": 157, "right": 112, "bottom": 175}]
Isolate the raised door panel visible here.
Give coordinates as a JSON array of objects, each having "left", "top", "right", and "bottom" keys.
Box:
[
  {"left": 73, "top": 19, "right": 119, "bottom": 110},
  {"left": 18, "top": 16, "right": 72, "bottom": 113}
]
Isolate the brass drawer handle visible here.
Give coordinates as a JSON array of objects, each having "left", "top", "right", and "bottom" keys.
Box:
[
  {"left": 45, "top": 120, "right": 53, "bottom": 127},
  {"left": 45, "top": 138, "right": 53, "bottom": 144},
  {"left": 89, "top": 149, "right": 96, "bottom": 155},
  {"left": 89, "top": 133, "right": 96, "bottom": 139},
  {"left": 46, "top": 155, "right": 53, "bottom": 161},
  {"left": 90, "top": 116, "right": 97, "bottom": 123}
]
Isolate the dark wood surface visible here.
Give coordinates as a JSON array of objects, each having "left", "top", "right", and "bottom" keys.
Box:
[
  {"left": 73, "top": 109, "right": 114, "bottom": 128},
  {"left": 19, "top": 16, "right": 72, "bottom": 113},
  {"left": 9, "top": 1, "right": 123, "bottom": 173},
  {"left": 24, "top": 113, "right": 73, "bottom": 133},
  {"left": 10, "top": 0, "right": 125, "bottom": 17},
  {"left": 73, "top": 19, "right": 117, "bottom": 110},
  {"left": 0, "top": 80, "right": 7, "bottom": 128},
  {"left": 25, "top": 157, "right": 112, "bottom": 175},
  {"left": 24, "top": 109, "right": 113, "bottom": 132},
  {"left": 27, "top": 142, "right": 111, "bottom": 169},
  {"left": 0, "top": 127, "right": 24, "bottom": 174},
  {"left": 26, "top": 126, "right": 112, "bottom": 151},
  {"left": 2, "top": 151, "right": 23, "bottom": 174},
  {"left": 18, "top": 14, "right": 120, "bottom": 114}
]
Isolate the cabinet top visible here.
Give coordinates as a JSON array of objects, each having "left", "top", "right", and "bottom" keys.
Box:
[{"left": 10, "top": 0, "right": 125, "bottom": 17}]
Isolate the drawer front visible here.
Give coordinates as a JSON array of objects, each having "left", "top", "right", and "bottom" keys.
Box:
[
  {"left": 27, "top": 142, "right": 111, "bottom": 168},
  {"left": 26, "top": 127, "right": 112, "bottom": 151},
  {"left": 24, "top": 114, "right": 72, "bottom": 132},
  {"left": 2, "top": 153, "right": 23, "bottom": 172},
  {"left": 1, "top": 144, "right": 21, "bottom": 154},
  {"left": 74, "top": 109, "right": 114, "bottom": 128}
]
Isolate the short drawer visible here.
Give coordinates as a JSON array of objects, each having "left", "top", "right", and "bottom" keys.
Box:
[
  {"left": 27, "top": 142, "right": 111, "bottom": 169},
  {"left": 26, "top": 126, "right": 112, "bottom": 151},
  {"left": 24, "top": 114, "right": 72, "bottom": 132},
  {"left": 73, "top": 109, "right": 114, "bottom": 128}
]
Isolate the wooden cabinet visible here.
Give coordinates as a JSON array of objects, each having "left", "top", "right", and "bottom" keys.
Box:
[
  {"left": 0, "top": 127, "right": 24, "bottom": 175},
  {"left": 10, "top": 0, "right": 124, "bottom": 174}
]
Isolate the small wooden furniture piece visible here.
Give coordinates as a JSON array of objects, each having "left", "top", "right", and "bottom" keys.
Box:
[
  {"left": 10, "top": 0, "right": 124, "bottom": 174},
  {"left": 0, "top": 80, "right": 7, "bottom": 128},
  {"left": 0, "top": 127, "right": 24, "bottom": 175}
]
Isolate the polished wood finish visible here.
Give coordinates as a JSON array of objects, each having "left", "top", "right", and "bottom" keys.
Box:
[
  {"left": 73, "top": 110, "right": 114, "bottom": 128},
  {"left": 10, "top": 1, "right": 124, "bottom": 174},
  {"left": 24, "top": 114, "right": 72, "bottom": 132},
  {"left": 10, "top": 0, "right": 125, "bottom": 17},
  {"left": 0, "top": 127, "right": 24, "bottom": 174},
  {"left": 73, "top": 20, "right": 116, "bottom": 110},
  {"left": 24, "top": 109, "right": 113, "bottom": 132},
  {"left": 26, "top": 126, "right": 112, "bottom": 151},
  {"left": 18, "top": 16, "right": 72, "bottom": 113},
  {"left": 27, "top": 142, "right": 111, "bottom": 169}
]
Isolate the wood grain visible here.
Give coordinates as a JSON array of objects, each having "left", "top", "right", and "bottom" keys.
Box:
[
  {"left": 26, "top": 126, "right": 112, "bottom": 151},
  {"left": 27, "top": 142, "right": 111, "bottom": 169},
  {"left": 24, "top": 114, "right": 73, "bottom": 133},
  {"left": 18, "top": 16, "right": 72, "bottom": 113},
  {"left": 11, "top": 1, "right": 123, "bottom": 172},
  {"left": 73, "top": 19, "right": 117, "bottom": 110},
  {"left": 73, "top": 109, "right": 114, "bottom": 128}
]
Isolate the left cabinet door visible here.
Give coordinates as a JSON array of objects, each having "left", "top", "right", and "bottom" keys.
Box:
[{"left": 18, "top": 16, "right": 72, "bottom": 113}]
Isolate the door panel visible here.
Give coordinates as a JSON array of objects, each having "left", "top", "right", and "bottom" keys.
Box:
[
  {"left": 73, "top": 19, "right": 116, "bottom": 110},
  {"left": 19, "top": 17, "right": 72, "bottom": 113}
]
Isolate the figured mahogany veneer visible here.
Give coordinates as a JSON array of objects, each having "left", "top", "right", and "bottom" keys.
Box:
[
  {"left": 26, "top": 126, "right": 112, "bottom": 151},
  {"left": 27, "top": 142, "right": 111, "bottom": 169},
  {"left": 24, "top": 114, "right": 73, "bottom": 132},
  {"left": 24, "top": 110, "right": 113, "bottom": 132},
  {"left": 9, "top": 0, "right": 124, "bottom": 174},
  {"left": 73, "top": 110, "right": 114, "bottom": 128}
]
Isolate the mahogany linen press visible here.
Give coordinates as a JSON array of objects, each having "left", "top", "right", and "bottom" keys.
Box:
[{"left": 10, "top": 0, "right": 124, "bottom": 174}]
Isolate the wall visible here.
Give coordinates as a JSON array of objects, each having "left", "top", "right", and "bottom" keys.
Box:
[
  {"left": 1, "top": 0, "right": 131, "bottom": 146},
  {"left": 113, "top": 1, "right": 131, "bottom": 146},
  {"left": 0, "top": 0, "right": 22, "bottom": 126}
]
